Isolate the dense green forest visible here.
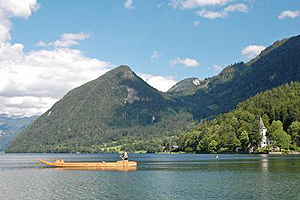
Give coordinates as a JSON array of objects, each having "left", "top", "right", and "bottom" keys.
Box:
[{"left": 177, "top": 82, "right": 300, "bottom": 153}]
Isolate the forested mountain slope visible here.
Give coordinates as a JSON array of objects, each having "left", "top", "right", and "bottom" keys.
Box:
[
  {"left": 178, "top": 82, "right": 300, "bottom": 153},
  {"left": 169, "top": 35, "right": 300, "bottom": 119},
  {"left": 7, "top": 66, "right": 194, "bottom": 153}
]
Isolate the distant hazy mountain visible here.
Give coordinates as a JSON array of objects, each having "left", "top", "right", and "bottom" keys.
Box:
[
  {"left": 7, "top": 34, "right": 300, "bottom": 153},
  {"left": 0, "top": 114, "right": 37, "bottom": 151}
]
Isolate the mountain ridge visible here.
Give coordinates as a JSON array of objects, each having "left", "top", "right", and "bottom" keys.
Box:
[
  {"left": 169, "top": 34, "right": 300, "bottom": 119},
  {"left": 7, "top": 65, "right": 194, "bottom": 153},
  {"left": 6, "top": 34, "right": 300, "bottom": 153},
  {"left": 0, "top": 114, "right": 37, "bottom": 151}
]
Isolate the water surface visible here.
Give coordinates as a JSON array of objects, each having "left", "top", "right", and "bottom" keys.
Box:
[{"left": 0, "top": 153, "right": 300, "bottom": 200}]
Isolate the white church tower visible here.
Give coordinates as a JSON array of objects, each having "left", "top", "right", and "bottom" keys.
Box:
[{"left": 259, "top": 117, "right": 269, "bottom": 148}]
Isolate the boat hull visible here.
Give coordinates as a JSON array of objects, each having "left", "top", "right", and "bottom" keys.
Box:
[{"left": 37, "top": 159, "right": 137, "bottom": 170}]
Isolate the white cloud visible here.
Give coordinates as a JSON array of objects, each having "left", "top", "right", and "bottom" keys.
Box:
[
  {"left": 170, "top": 57, "right": 200, "bottom": 67},
  {"left": 150, "top": 50, "right": 162, "bottom": 60},
  {"left": 0, "top": 0, "right": 40, "bottom": 18},
  {"left": 224, "top": 3, "right": 248, "bottom": 13},
  {"left": 241, "top": 45, "right": 266, "bottom": 59},
  {"left": 197, "top": 9, "right": 227, "bottom": 19},
  {"left": 0, "top": 42, "right": 113, "bottom": 116},
  {"left": 0, "top": 40, "right": 179, "bottom": 115},
  {"left": 0, "top": 96, "right": 57, "bottom": 117},
  {"left": 124, "top": 0, "right": 133, "bottom": 9},
  {"left": 36, "top": 32, "right": 90, "bottom": 48},
  {"left": 0, "top": 43, "right": 24, "bottom": 61},
  {"left": 211, "top": 64, "right": 224, "bottom": 72},
  {"left": 278, "top": 10, "right": 300, "bottom": 19},
  {"left": 0, "top": 0, "right": 40, "bottom": 43},
  {"left": 35, "top": 40, "right": 47, "bottom": 47},
  {"left": 196, "top": 3, "right": 248, "bottom": 19},
  {"left": 169, "top": 0, "right": 231, "bottom": 9},
  {"left": 139, "top": 73, "right": 177, "bottom": 92},
  {"left": 193, "top": 20, "right": 200, "bottom": 26}
]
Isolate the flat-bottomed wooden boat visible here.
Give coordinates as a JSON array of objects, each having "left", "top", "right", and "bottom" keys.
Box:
[{"left": 37, "top": 159, "right": 137, "bottom": 171}]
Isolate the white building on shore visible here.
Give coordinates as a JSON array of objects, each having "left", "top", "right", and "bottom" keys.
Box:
[{"left": 259, "top": 117, "right": 270, "bottom": 148}]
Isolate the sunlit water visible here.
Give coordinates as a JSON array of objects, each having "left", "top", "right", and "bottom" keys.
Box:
[{"left": 1, "top": 153, "right": 300, "bottom": 200}]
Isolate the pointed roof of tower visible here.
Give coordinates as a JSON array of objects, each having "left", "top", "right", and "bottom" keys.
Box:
[{"left": 259, "top": 117, "right": 267, "bottom": 129}]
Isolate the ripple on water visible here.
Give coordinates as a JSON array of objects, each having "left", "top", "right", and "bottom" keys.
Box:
[{"left": 1, "top": 154, "right": 300, "bottom": 200}]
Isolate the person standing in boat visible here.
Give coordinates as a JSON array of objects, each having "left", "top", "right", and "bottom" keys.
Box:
[{"left": 120, "top": 151, "right": 128, "bottom": 160}]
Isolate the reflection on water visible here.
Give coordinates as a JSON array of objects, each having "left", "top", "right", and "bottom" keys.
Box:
[
  {"left": 1, "top": 153, "right": 300, "bottom": 200},
  {"left": 260, "top": 154, "right": 269, "bottom": 172},
  {"left": 258, "top": 155, "right": 270, "bottom": 199}
]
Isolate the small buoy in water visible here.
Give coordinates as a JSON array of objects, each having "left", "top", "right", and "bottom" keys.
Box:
[{"left": 216, "top": 155, "right": 219, "bottom": 159}]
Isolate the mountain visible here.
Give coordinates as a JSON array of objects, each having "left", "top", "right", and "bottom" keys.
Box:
[
  {"left": 7, "top": 66, "right": 194, "bottom": 153},
  {"left": 0, "top": 114, "right": 37, "bottom": 151},
  {"left": 167, "top": 77, "right": 202, "bottom": 95},
  {"left": 177, "top": 82, "right": 300, "bottom": 153},
  {"left": 7, "top": 34, "right": 300, "bottom": 153},
  {"left": 169, "top": 34, "right": 300, "bottom": 119}
]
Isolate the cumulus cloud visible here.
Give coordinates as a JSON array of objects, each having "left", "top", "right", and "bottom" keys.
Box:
[
  {"left": 196, "top": 3, "right": 248, "bottom": 19},
  {"left": 0, "top": 0, "right": 108, "bottom": 116},
  {"left": 278, "top": 10, "right": 300, "bottom": 19},
  {"left": 35, "top": 40, "right": 46, "bottom": 47},
  {"left": 224, "top": 3, "right": 248, "bottom": 13},
  {"left": 139, "top": 73, "right": 177, "bottom": 92},
  {"left": 0, "top": 0, "right": 40, "bottom": 43},
  {"left": 241, "top": 45, "right": 266, "bottom": 59},
  {"left": 0, "top": 0, "right": 40, "bottom": 18},
  {"left": 170, "top": 57, "right": 200, "bottom": 67},
  {"left": 0, "top": 44, "right": 113, "bottom": 116},
  {"left": 36, "top": 32, "right": 90, "bottom": 48},
  {"left": 0, "top": 43, "right": 24, "bottom": 61},
  {"left": 0, "top": 41, "right": 178, "bottom": 115},
  {"left": 169, "top": 0, "right": 231, "bottom": 9},
  {"left": 0, "top": 96, "right": 57, "bottom": 117},
  {"left": 124, "top": 0, "right": 133, "bottom": 9},
  {"left": 211, "top": 64, "right": 224, "bottom": 72},
  {"left": 150, "top": 50, "right": 162, "bottom": 60}
]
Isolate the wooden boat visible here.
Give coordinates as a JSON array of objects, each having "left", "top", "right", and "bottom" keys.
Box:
[{"left": 37, "top": 159, "right": 137, "bottom": 170}]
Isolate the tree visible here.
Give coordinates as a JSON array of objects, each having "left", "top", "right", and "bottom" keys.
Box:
[
  {"left": 269, "top": 120, "right": 291, "bottom": 150},
  {"left": 239, "top": 130, "right": 249, "bottom": 151},
  {"left": 220, "top": 131, "right": 241, "bottom": 151},
  {"left": 208, "top": 140, "right": 218, "bottom": 153},
  {"left": 185, "top": 147, "right": 193, "bottom": 153},
  {"left": 273, "top": 129, "right": 291, "bottom": 150},
  {"left": 269, "top": 120, "right": 284, "bottom": 137},
  {"left": 288, "top": 121, "right": 300, "bottom": 146}
]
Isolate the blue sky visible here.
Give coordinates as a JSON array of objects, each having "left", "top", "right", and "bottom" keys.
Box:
[{"left": 0, "top": 0, "right": 300, "bottom": 116}]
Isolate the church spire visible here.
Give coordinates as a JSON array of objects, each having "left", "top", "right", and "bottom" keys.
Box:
[{"left": 260, "top": 117, "right": 267, "bottom": 129}]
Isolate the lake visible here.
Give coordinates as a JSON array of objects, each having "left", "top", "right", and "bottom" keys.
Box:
[{"left": 0, "top": 153, "right": 300, "bottom": 200}]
